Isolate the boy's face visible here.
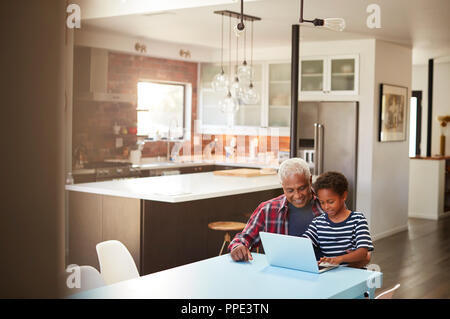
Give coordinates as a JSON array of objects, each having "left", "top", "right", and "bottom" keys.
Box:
[
  {"left": 282, "top": 173, "right": 313, "bottom": 208},
  {"left": 317, "top": 188, "right": 348, "bottom": 218}
]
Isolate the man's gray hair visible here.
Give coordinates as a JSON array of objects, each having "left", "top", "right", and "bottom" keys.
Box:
[{"left": 278, "top": 157, "right": 311, "bottom": 183}]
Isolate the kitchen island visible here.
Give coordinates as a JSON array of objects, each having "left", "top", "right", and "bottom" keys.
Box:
[{"left": 66, "top": 172, "right": 283, "bottom": 275}]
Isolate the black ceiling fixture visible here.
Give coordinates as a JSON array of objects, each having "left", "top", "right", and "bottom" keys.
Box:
[{"left": 299, "top": 0, "right": 346, "bottom": 31}]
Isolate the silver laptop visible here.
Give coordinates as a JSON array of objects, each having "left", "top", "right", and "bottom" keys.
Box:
[{"left": 259, "top": 232, "right": 339, "bottom": 274}]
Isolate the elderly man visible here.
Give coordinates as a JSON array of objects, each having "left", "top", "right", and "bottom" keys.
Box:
[{"left": 229, "top": 158, "right": 371, "bottom": 267}]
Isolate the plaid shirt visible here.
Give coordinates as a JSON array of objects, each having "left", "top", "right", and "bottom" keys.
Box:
[{"left": 228, "top": 193, "right": 324, "bottom": 252}]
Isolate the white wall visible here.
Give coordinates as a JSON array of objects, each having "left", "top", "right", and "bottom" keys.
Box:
[
  {"left": 371, "top": 40, "right": 412, "bottom": 240},
  {"left": 409, "top": 159, "right": 447, "bottom": 220}
]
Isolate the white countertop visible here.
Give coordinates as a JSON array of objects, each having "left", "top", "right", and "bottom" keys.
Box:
[{"left": 66, "top": 172, "right": 282, "bottom": 203}]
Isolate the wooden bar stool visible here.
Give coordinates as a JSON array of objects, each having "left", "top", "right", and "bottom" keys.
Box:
[{"left": 208, "top": 221, "right": 247, "bottom": 256}]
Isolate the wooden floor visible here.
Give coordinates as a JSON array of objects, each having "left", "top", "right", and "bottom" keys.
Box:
[{"left": 371, "top": 217, "right": 450, "bottom": 298}]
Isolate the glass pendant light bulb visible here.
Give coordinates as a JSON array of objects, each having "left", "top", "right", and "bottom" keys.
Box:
[
  {"left": 219, "top": 91, "right": 239, "bottom": 113},
  {"left": 242, "top": 82, "right": 260, "bottom": 105},
  {"left": 230, "top": 76, "right": 244, "bottom": 99},
  {"left": 323, "top": 18, "right": 346, "bottom": 32},
  {"left": 237, "top": 60, "right": 252, "bottom": 83},
  {"left": 211, "top": 69, "right": 229, "bottom": 92}
]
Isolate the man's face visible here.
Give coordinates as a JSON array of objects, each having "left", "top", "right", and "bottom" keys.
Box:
[{"left": 282, "top": 173, "right": 313, "bottom": 208}]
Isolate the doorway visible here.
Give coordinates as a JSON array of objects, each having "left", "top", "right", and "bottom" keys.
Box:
[{"left": 409, "top": 91, "right": 422, "bottom": 157}]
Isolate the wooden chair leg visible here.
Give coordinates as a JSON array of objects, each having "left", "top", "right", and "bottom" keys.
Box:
[
  {"left": 219, "top": 240, "right": 227, "bottom": 256},
  {"left": 219, "top": 232, "right": 231, "bottom": 256}
]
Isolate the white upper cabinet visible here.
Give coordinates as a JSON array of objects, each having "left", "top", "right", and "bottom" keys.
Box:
[{"left": 300, "top": 54, "right": 359, "bottom": 98}]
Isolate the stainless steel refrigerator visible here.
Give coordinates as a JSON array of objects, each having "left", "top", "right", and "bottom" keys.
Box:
[{"left": 297, "top": 101, "right": 358, "bottom": 210}]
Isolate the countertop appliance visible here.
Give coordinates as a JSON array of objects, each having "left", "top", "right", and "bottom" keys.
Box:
[{"left": 297, "top": 101, "right": 358, "bottom": 210}]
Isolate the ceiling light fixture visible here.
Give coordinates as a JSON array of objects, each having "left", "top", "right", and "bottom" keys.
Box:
[
  {"left": 211, "top": 13, "right": 229, "bottom": 92},
  {"left": 237, "top": 24, "right": 251, "bottom": 84},
  {"left": 219, "top": 13, "right": 238, "bottom": 115},
  {"left": 135, "top": 42, "right": 147, "bottom": 53},
  {"left": 230, "top": 21, "right": 244, "bottom": 100},
  {"left": 214, "top": 5, "right": 261, "bottom": 111},
  {"left": 242, "top": 20, "right": 259, "bottom": 105},
  {"left": 299, "top": 0, "right": 346, "bottom": 31}
]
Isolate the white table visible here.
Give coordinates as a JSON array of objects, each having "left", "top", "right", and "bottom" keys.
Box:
[{"left": 70, "top": 253, "right": 382, "bottom": 299}]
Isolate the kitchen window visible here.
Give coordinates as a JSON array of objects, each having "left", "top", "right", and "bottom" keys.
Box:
[{"left": 137, "top": 81, "right": 191, "bottom": 140}]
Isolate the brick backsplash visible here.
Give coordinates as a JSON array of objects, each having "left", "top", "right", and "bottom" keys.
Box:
[{"left": 73, "top": 50, "right": 290, "bottom": 166}]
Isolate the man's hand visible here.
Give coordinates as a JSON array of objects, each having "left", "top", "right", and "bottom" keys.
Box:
[{"left": 230, "top": 244, "right": 253, "bottom": 262}]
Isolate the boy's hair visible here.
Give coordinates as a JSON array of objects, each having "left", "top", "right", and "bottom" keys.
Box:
[{"left": 313, "top": 171, "right": 348, "bottom": 196}]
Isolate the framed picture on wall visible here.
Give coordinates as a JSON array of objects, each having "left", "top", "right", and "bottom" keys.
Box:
[{"left": 378, "top": 83, "right": 408, "bottom": 142}]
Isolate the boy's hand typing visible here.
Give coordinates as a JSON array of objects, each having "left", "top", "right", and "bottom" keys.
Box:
[
  {"left": 319, "top": 256, "right": 344, "bottom": 266},
  {"left": 318, "top": 248, "right": 369, "bottom": 268}
]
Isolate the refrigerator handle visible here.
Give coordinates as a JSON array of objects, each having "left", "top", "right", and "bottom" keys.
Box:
[{"left": 314, "top": 123, "right": 324, "bottom": 176}]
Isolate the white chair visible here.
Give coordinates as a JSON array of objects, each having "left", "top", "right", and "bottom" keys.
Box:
[
  {"left": 96, "top": 240, "right": 140, "bottom": 285},
  {"left": 375, "top": 283, "right": 401, "bottom": 299},
  {"left": 64, "top": 265, "right": 105, "bottom": 296}
]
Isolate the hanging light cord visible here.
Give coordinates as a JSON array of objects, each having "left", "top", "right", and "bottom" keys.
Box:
[
  {"left": 220, "top": 13, "right": 224, "bottom": 73},
  {"left": 243, "top": 23, "right": 247, "bottom": 64},
  {"left": 250, "top": 20, "right": 254, "bottom": 84},
  {"left": 228, "top": 13, "right": 232, "bottom": 91},
  {"left": 235, "top": 17, "right": 239, "bottom": 75}
]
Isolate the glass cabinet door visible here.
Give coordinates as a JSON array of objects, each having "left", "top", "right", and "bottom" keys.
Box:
[
  {"left": 201, "top": 90, "right": 228, "bottom": 126},
  {"left": 200, "top": 63, "right": 227, "bottom": 126},
  {"left": 330, "top": 58, "right": 355, "bottom": 92},
  {"left": 200, "top": 63, "right": 222, "bottom": 89},
  {"left": 301, "top": 60, "right": 324, "bottom": 92},
  {"left": 268, "top": 63, "right": 291, "bottom": 128}
]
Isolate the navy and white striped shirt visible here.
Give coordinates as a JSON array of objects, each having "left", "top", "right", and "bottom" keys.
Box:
[{"left": 302, "top": 211, "right": 374, "bottom": 257}]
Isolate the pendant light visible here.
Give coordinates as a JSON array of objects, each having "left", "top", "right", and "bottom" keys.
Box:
[
  {"left": 211, "top": 13, "right": 229, "bottom": 92},
  {"left": 237, "top": 25, "right": 252, "bottom": 84},
  {"left": 213, "top": 5, "right": 261, "bottom": 113},
  {"left": 219, "top": 90, "right": 239, "bottom": 114},
  {"left": 242, "top": 20, "right": 259, "bottom": 105},
  {"left": 230, "top": 21, "right": 244, "bottom": 100},
  {"left": 220, "top": 13, "right": 238, "bottom": 114}
]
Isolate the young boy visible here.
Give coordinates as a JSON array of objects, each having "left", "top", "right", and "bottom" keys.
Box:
[{"left": 302, "top": 171, "right": 373, "bottom": 268}]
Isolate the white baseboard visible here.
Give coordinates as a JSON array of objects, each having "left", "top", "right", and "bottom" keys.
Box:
[
  {"left": 372, "top": 224, "right": 409, "bottom": 242},
  {"left": 408, "top": 212, "right": 439, "bottom": 220}
]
